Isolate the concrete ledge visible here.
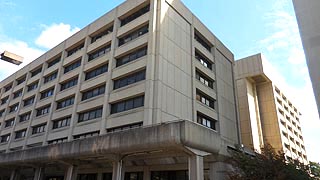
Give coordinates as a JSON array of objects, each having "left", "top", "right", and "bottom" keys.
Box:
[{"left": 0, "top": 120, "right": 221, "bottom": 165}]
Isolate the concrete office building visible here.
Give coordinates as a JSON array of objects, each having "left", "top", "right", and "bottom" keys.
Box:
[
  {"left": 235, "top": 54, "right": 308, "bottom": 164},
  {"left": 292, "top": 0, "right": 320, "bottom": 118},
  {"left": 0, "top": 0, "right": 239, "bottom": 179}
]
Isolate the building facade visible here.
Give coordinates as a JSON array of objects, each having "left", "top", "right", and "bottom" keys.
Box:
[
  {"left": 292, "top": 0, "right": 320, "bottom": 118},
  {"left": 235, "top": 54, "right": 308, "bottom": 164},
  {"left": 0, "top": 0, "right": 239, "bottom": 179}
]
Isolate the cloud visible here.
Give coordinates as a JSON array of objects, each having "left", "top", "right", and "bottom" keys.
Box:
[
  {"left": 35, "top": 23, "right": 80, "bottom": 49},
  {"left": 0, "top": 36, "right": 44, "bottom": 81},
  {"left": 258, "top": 0, "right": 320, "bottom": 163},
  {"left": 0, "top": 22, "right": 79, "bottom": 81},
  {"left": 287, "top": 47, "right": 305, "bottom": 65},
  {"left": 0, "top": 1, "right": 16, "bottom": 8}
]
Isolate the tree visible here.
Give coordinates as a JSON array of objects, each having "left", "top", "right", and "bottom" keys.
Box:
[
  {"left": 227, "top": 144, "right": 315, "bottom": 180},
  {"left": 310, "top": 162, "right": 320, "bottom": 179}
]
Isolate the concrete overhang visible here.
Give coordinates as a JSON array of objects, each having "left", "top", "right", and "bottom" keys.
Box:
[{"left": 0, "top": 120, "right": 222, "bottom": 165}]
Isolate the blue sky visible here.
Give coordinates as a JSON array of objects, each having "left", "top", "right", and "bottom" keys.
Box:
[{"left": 0, "top": 0, "right": 319, "bottom": 162}]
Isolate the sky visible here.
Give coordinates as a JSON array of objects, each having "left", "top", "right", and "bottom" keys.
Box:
[{"left": 0, "top": 0, "right": 319, "bottom": 162}]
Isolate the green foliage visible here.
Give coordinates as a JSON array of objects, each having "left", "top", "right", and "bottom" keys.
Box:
[
  {"left": 310, "top": 162, "right": 320, "bottom": 179},
  {"left": 227, "top": 144, "right": 315, "bottom": 180}
]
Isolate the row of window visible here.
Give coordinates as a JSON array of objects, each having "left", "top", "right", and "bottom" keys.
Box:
[
  {"left": 1, "top": 45, "right": 148, "bottom": 106},
  {"left": 0, "top": 122, "right": 46, "bottom": 143},
  {"left": 195, "top": 50, "right": 212, "bottom": 70},
  {"left": 3, "top": 94, "right": 143, "bottom": 127},
  {"left": 118, "top": 25, "right": 149, "bottom": 46},
  {"left": 1, "top": 94, "right": 145, "bottom": 130},
  {"left": 0, "top": 68, "right": 147, "bottom": 119},
  {"left": 196, "top": 70, "right": 214, "bottom": 89},
  {"left": 116, "top": 46, "right": 147, "bottom": 67},
  {"left": 1, "top": 22, "right": 150, "bottom": 98},
  {"left": 1, "top": 7, "right": 152, "bottom": 94},
  {"left": 194, "top": 30, "right": 212, "bottom": 52},
  {"left": 120, "top": 4, "right": 150, "bottom": 26},
  {"left": 196, "top": 90, "right": 215, "bottom": 109}
]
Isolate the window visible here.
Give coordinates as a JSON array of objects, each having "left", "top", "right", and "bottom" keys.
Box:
[
  {"left": 52, "top": 116, "right": 71, "bottom": 129},
  {"left": 91, "top": 25, "right": 113, "bottom": 43},
  {"left": 88, "top": 44, "right": 111, "bottom": 61},
  {"left": 64, "top": 59, "right": 81, "bottom": 73},
  {"left": 196, "top": 90, "right": 215, "bottom": 109},
  {"left": 27, "top": 142, "right": 43, "bottom": 148},
  {"left": 32, "top": 123, "right": 46, "bottom": 135},
  {"left": 19, "top": 112, "right": 31, "bottom": 122},
  {"left": 0, "top": 134, "right": 10, "bottom": 143},
  {"left": 118, "top": 25, "right": 149, "bottom": 46},
  {"left": 1, "top": 96, "right": 9, "bottom": 105},
  {"left": 44, "top": 71, "right": 58, "bottom": 83},
  {"left": 85, "top": 64, "right": 108, "bottom": 80},
  {"left": 114, "top": 70, "right": 146, "bottom": 89},
  {"left": 77, "top": 174, "right": 97, "bottom": 180},
  {"left": 120, "top": 4, "right": 150, "bottom": 26},
  {"left": 23, "top": 96, "right": 35, "bottom": 107},
  {"left": 282, "top": 95, "right": 287, "bottom": 101},
  {"left": 107, "top": 122, "right": 143, "bottom": 133},
  {"left": 9, "top": 103, "right": 19, "bottom": 113},
  {"left": 195, "top": 50, "right": 212, "bottom": 70},
  {"left": 27, "top": 81, "right": 38, "bottom": 92},
  {"left": 36, "top": 105, "right": 51, "bottom": 117},
  {"left": 4, "top": 118, "right": 15, "bottom": 128},
  {"left": 82, "top": 85, "right": 105, "bottom": 101},
  {"left": 197, "top": 112, "right": 216, "bottom": 130},
  {"left": 151, "top": 171, "right": 188, "bottom": 180},
  {"left": 4, "top": 83, "right": 12, "bottom": 92},
  {"left": 124, "top": 172, "right": 143, "bottom": 180},
  {"left": 196, "top": 70, "right": 214, "bottom": 89},
  {"left": 194, "top": 30, "right": 212, "bottom": 52},
  {"left": 40, "top": 88, "right": 54, "bottom": 99},
  {"left": 0, "top": 109, "right": 5, "bottom": 117},
  {"left": 60, "top": 77, "right": 78, "bottom": 91},
  {"left": 102, "top": 173, "right": 112, "bottom": 180},
  {"left": 116, "top": 46, "right": 147, "bottom": 67},
  {"left": 111, "top": 95, "right": 144, "bottom": 114},
  {"left": 16, "top": 75, "right": 26, "bottom": 85},
  {"left": 10, "top": 146, "right": 22, "bottom": 152},
  {"left": 48, "top": 137, "right": 68, "bottom": 145},
  {"left": 67, "top": 43, "right": 84, "bottom": 57},
  {"left": 15, "top": 129, "right": 27, "bottom": 139},
  {"left": 78, "top": 107, "right": 103, "bottom": 123},
  {"left": 31, "top": 67, "right": 42, "bottom": 77},
  {"left": 74, "top": 131, "right": 100, "bottom": 140},
  {"left": 47, "top": 56, "right": 61, "bottom": 68},
  {"left": 56, "top": 96, "right": 75, "bottom": 109},
  {"left": 13, "top": 89, "right": 23, "bottom": 99}
]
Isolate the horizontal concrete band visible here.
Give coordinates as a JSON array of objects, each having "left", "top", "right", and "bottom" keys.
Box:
[{"left": 0, "top": 120, "right": 221, "bottom": 165}]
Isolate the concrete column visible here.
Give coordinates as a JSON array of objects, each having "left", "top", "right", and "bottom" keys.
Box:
[
  {"left": 97, "top": 173, "right": 102, "bottom": 180},
  {"left": 64, "top": 165, "right": 77, "bottom": 180},
  {"left": 209, "top": 162, "right": 229, "bottom": 180},
  {"left": 188, "top": 155, "right": 204, "bottom": 180},
  {"left": 33, "top": 167, "right": 43, "bottom": 180},
  {"left": 112, "top": 161, "right": 124, "bottom": 180},
  {"left": 143, "top": 167, "right": 150, "bottom": 180},
  {"left": 10, "top": 170, "right": 18, "bottom": 180}
]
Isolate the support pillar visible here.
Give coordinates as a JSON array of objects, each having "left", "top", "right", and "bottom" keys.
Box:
[
  {"left": 143, "top": 167, "right": 150, "bottom": 180},
  {"left": 112, "top": 161, "right": 124, "bottom": 180},
  {"left": 64, "top": 165, "right": 77, "bottom": 180},
  {"left": 33, "top": 167, "right": 43, "bottom": 180},
  {"left": 10, "top": 170, "right": 17, "bottom": 180},
  {"left": 188, "top": 155, "right": 204, "bottom": 180},
  {"left": 209, "top": 162, "right": 230, "bottom": 180}
]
